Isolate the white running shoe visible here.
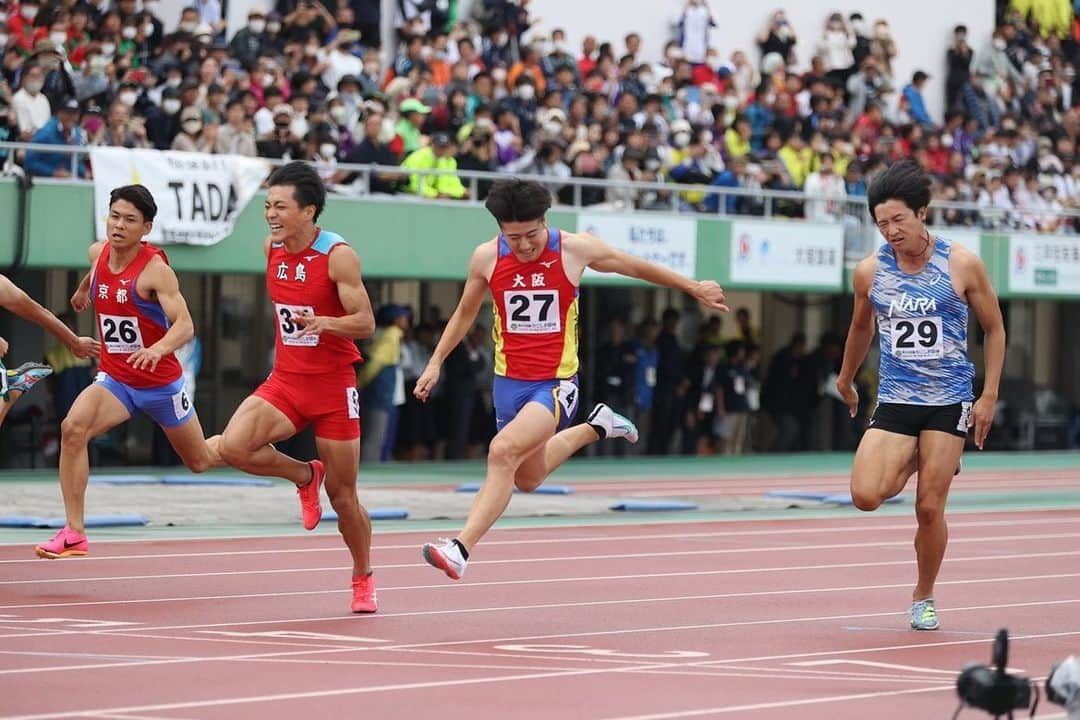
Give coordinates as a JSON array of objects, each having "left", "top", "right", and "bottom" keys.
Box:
[
  {"left": 587, "top": 403, "right": 639, "bottom": 443},
  {"left": 422, "top": 538, "right": 468, "bottom": 580}
]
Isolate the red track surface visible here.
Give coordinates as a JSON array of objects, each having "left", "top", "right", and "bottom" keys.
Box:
[{"left": 2, "top": 509, "right": 1079, "bottom": 719}]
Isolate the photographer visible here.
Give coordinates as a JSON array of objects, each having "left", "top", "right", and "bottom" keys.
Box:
[
  {"left": 456, "top": 123, "right": 497, "bottom": 199},
  {"left": 756, "top": 10, "right": 797, "bottom": 69},
  {"left": 256, "top": 104, "right": 304, "bottom": 159}
]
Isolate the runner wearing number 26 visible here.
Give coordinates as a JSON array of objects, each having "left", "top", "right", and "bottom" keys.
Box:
[
  {"left": 36, "top": 185, "right": 223, "bottom": 560},
  {"left": 836, "top": 160, "right": 1006, "bottom": 631},
  {"left": 416, "top": 179, "right": 729, "bottom": 580},
  {"left": 208, "top": 162, "right": 380, "bottom": 614}
]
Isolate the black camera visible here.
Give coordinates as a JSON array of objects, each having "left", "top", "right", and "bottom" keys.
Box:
[{"left": 954, "top": 629, "right": 1038, "bottom": 719}]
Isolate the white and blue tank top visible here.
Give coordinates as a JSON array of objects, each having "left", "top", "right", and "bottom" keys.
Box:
[{"left": 869, "top": 236, "right": 975, "bottom": 405}]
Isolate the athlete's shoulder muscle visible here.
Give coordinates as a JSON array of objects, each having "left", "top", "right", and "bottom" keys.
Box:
[
  {"left": 852, "top": 254, "right": 877, "bottom": 297},
  {"left": 472, "top": 239, "right": 498, "bottom": 281}
]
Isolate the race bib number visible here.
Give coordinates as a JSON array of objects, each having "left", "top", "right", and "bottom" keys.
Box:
[
  {"left": 504, "top": 290, "right": 560, "bottom": 334},
  {"left": 275, "top": 304, "right": 319, "bottom": 347},
  {"left": 890, "top": 316, "right": 943, "bottom": 360},
  {"left": 99, "top": 314, "right": 144, "bottom": 354},
  {"left": 171, "top": 387, "right": 192, "bottom": 420},
  {"left": 346, "top": 386, "right": 360, "bottom": 419}
]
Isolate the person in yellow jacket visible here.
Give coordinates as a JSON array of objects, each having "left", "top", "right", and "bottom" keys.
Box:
[
  {"left": 1010, "top": 0, "right": 1072, "bottom": 38},
  {"left": 357, "top": 305, "right": 411, "bottom": 463},
  {"left": 401, "top": 132, "right": 468, "bottom": 199}
]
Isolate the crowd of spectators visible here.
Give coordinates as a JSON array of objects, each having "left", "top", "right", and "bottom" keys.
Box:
[{"left": 1, "top": 0, "right": 1080, "bottom": 231}]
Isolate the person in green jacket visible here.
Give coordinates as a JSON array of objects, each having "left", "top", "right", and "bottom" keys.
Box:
[
  {"left": 401, "top": 132, "right": 468, "bottom": 199},
  {"left": 394, "top": 98, "right": 430, "bottom": 155}
]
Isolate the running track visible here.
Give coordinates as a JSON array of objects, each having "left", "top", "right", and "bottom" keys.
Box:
[{"left": 2, "top": 509, "right": 1079, "bottom": 719}]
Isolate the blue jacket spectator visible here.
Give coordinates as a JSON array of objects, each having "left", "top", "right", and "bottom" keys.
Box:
[
  {"left": 25, "top": 100, "right": 89, "bottom": 178},
  {"left": 902, "top": 71, "right": 934, "bottom": 127}
]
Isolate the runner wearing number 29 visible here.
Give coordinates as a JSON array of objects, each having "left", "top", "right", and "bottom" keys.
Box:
[
  {"left": 36, "top": 185, "right": 222, "bottom": 560},
  {"left": 416, "top": 179, "right": 729, "bottom": 580},
  {"left": 208, "top": 161, "right": 379, "bottom": 614},
  {"left": 836, "top": 160, "right": 1005, "bottom": 631}
]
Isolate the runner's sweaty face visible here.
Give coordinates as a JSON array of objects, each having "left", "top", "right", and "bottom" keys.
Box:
[
  {"left": 499, "top": 220, "right": 547, "bottom": 262},
  {"left": 106, "top": 199, "right": 152, "bottom": 251},
  {"left": 265, "top": 184, "right": 314, "bottom": 244},
  {"left": 873, "top": 199, "right": 929, "bottom": 258}
]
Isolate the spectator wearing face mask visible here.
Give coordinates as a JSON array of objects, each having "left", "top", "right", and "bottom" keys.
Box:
[
  {"left": 171, "top": 104, "right": 216, "bottom": 152},
  {"left": 12, "top": 63, "right": 51, "bottom": 140},
  {"left": 7, "top": 0, "right": 43, "bottom": 55},
  {"left": 802, "top": 151, "right": 847, "bottom": 221},
  {"left": 230, "top": 9, "right": 273, "bottom": 68}
]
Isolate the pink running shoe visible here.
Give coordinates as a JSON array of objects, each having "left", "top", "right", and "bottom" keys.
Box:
[
  {"left": 298, "top": 460, "right": 324, "bottom": 531},
  {"left": 351, "top": 573, "right": 377, "bottom": 613},
  {"left": 35, "top": 526, "right": 88, "bottom": 559}
]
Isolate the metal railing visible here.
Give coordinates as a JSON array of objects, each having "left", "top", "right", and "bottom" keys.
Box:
[{"left": 4, "top": 140, "right": 1080, "bottom": 261}]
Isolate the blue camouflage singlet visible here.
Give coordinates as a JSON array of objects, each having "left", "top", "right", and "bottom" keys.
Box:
[{"left": 869, "top": 236, "right": 975, "bottom": 405}]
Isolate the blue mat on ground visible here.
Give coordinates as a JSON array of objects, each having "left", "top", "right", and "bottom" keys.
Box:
[
  {"left": 0, "top": 514, "right": 149, "bottom": 528},
  {"left": 322, "top": 508, "right": 409, "bottom": 522},
  {"left": 0, "top": 516, "right": 45, "bottom": 528},
  {"left": 456, "top": 482, "right": 574, "bottom": 495},
  {"left": 766, "top": 490, "right": 903, "bottom": 506},
  {"left": 610, "top": 499, "right": 699, "bottom": 512},
  {"left": 162, "top": 475, "right": 274, "bottom": 487},
  {"left": 823, "top": 493, "right": 905, "bottom": 506},
  {"left": 88, "top": 474, "right": 162, "bottom": 485}
]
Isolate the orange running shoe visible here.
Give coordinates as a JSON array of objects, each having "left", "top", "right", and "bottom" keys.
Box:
[
  {"left": 351, "top": 573, "right": 377, "bottom": 613},
  {"left": 298, "top": 460, "right": 324, "bottom": 531},
  {"left": 35, "top": 526, "right": 88, "bottom": 559}
]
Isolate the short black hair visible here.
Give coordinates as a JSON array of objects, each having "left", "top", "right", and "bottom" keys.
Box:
[
  {"left": 267, "top": 161, "right": 326, "bottom": 221},
  {"left": 109, "top": 184, "right": 157, "bottom": 222},
  {"left": 484, "top": 179, "right": 551, "bottom": 224},
  {"left": 866, "top": 159, "right": 932, "bottom": 219}
]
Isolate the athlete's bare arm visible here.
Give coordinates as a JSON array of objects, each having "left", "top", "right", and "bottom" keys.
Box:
[
  {"left": 414, "top": 241, "right": 495, "bottom": 402},
  {"left": 836, "top": 256, "right": 878, "bottom": 417},
  {"left": 126, "top": 256, "right": 195, "bottom": 372},
  {"left": 0, "top": 274, "right": 98, "bottom": 359},
  {"left": 563, "top": 232, "right": 728, "bottom": 311},
  {"left": 954, "top": 247, "right": 1005, "bottom": 449},
  {"left": 295, "top": 244, "right": 376, "bottom": 339},
  {"left": 71, "top": 241, "right": 107, "bottom": 312}
]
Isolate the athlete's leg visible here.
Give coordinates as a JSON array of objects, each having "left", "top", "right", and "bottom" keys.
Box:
[
  {"left": 58, "top": 384, "right": 132, "bottom": 533},
  {"left": 161, "top": 412, "right": 223, "bottom": 473},
  {"left": 317, "top": 436, "right": 370, "bottom": 577},
  {"left": 458, "top": 402, "right": 556, "bottom": 549},
  {"left": 212, "top": 396, "right": 311, "bottom": 486},
  {"left": 0, "top": 390, "right": 21, "bottom": 425},
  {"left": 912, "top": 430, "right": 964, "bottom": 601},
  {"left": 514, "top": 423, "right": 598, "bottom": 493},
  {"left": 849, "top": 428, "right": 919, "bottom": 511}
]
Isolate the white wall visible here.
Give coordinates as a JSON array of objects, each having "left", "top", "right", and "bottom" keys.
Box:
[{"left": 519, "top": 0, "right": 995, "bottom": 123}]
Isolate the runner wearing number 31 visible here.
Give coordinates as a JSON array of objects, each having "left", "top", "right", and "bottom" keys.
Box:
[
  {"left": 208, "top": 161, "right": 379, "bottom": 614},
  {"left": 416, "top": 179, "right": 729, "bottom": 580},
  {"left": 836, "top": 160, "right": 1005, "bottom": 631},
  {"left": 36, "top": 185, "right": 222, "bottom": 560}
]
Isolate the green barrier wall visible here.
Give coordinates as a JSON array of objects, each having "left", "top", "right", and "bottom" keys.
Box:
[{"left": 1, "top": 179, "right": 1077, "bottom": 298}]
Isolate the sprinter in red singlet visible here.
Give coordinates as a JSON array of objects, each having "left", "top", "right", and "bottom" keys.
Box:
[
  {"left": 210, "top": 161, "right": 379, "bottom": 614},
  {"left": 35, "top": 185, "right": 220, "bottom": 560},
  {"left": 416, "top": 179, "right": 730, "bottom": 580}
]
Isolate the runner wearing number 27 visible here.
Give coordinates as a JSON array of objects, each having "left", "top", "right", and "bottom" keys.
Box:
[
  {"left": 36, "top": 185, "right": 222, "bottom": 560},
  {"left": 208, "top": 162, "right": 380, "bottom": 614},
  {"left": 416, "top": 179, "right": 729, "bottom": 580},
  {"left": 836, "top": 160, "right": 1005, "bottom": 631}
]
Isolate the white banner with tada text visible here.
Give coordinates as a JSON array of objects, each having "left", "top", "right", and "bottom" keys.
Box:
[{"left": 90, "top": 147, "right": 270, "bottom": 246}]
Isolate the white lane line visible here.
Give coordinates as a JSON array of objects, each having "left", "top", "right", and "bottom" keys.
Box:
[{"left": 5, "top": 531, "right": 1080, "bottom": 586}]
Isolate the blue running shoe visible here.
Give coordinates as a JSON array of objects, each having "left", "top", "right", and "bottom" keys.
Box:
[{"left": 6, "top": 362, "right": 53, "bottom": 394}]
